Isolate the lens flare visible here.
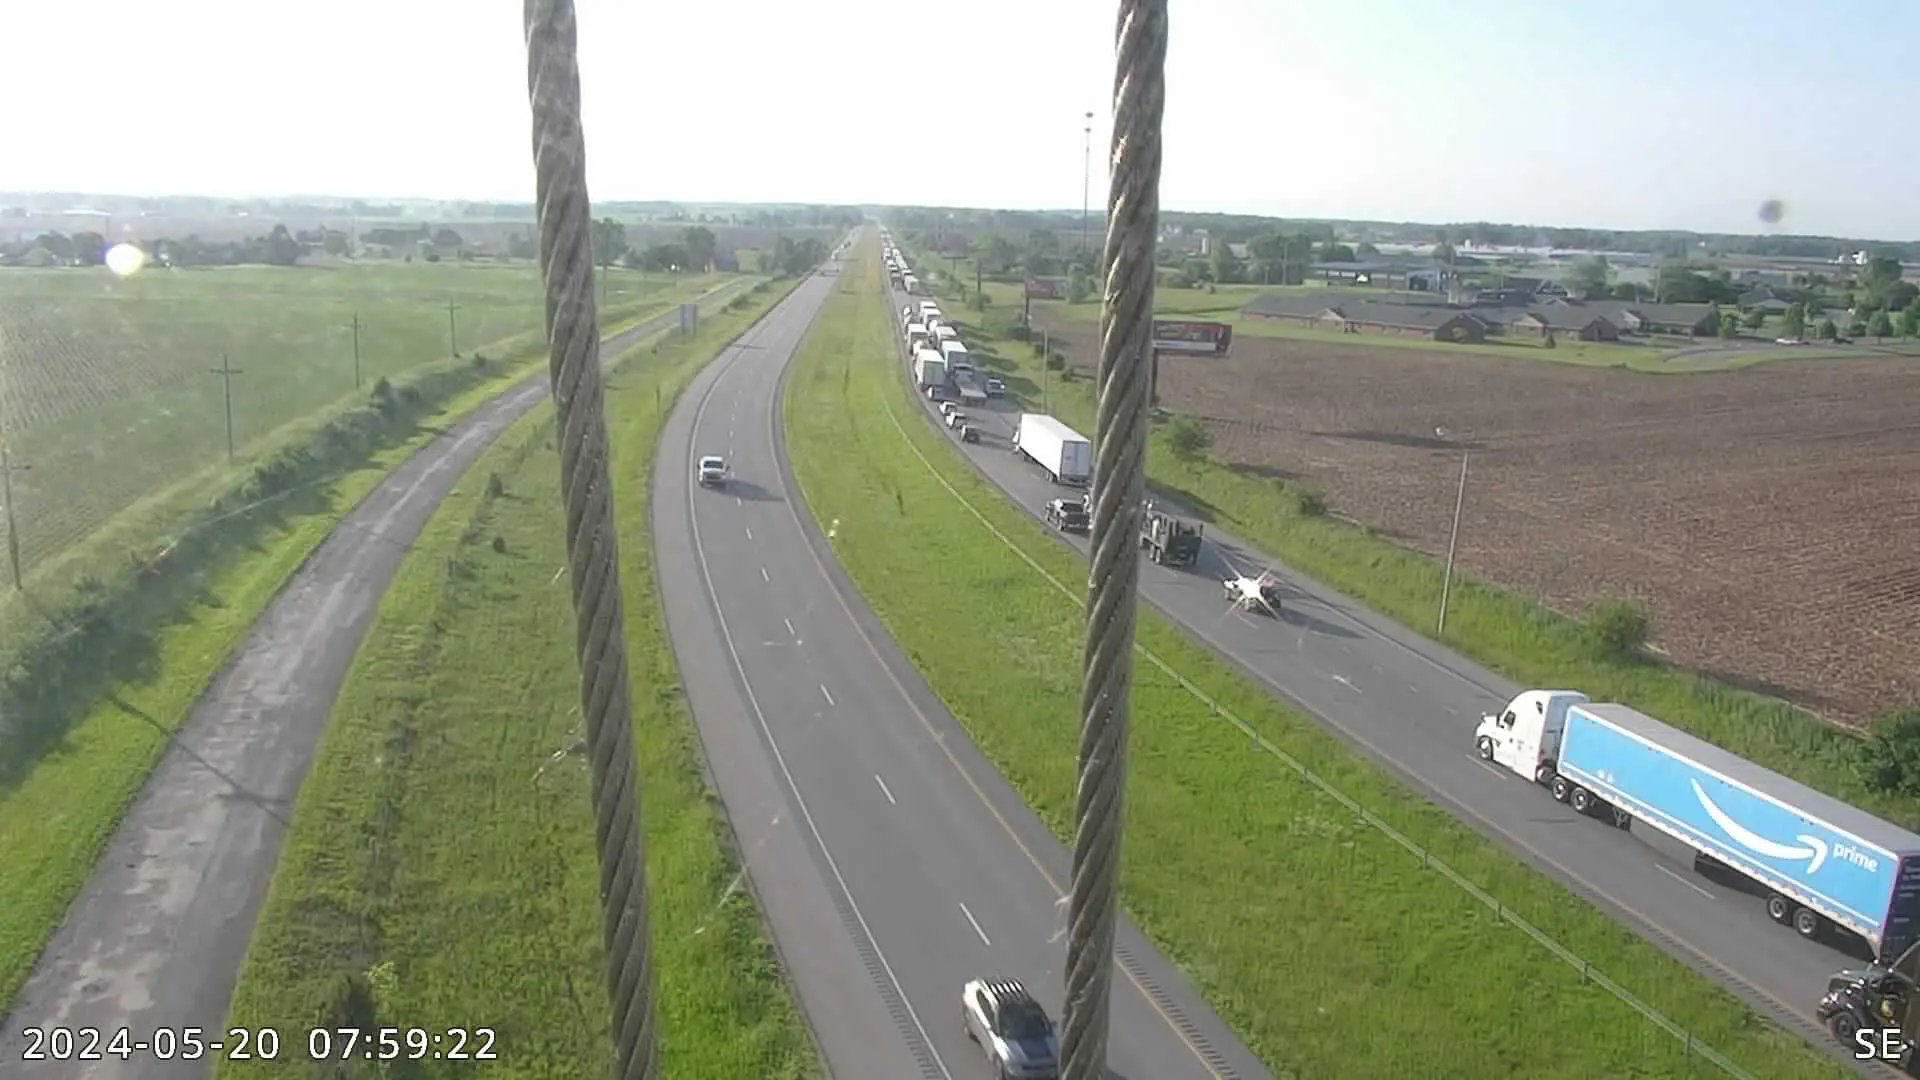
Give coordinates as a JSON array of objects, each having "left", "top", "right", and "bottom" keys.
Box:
[{"left": 104, "top": 242, "right": 148, "bottom": 277}]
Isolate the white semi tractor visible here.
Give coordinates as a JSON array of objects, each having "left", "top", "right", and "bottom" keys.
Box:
[{"left": 1012, "top": 413, "right": 1092, "bottom": 486}]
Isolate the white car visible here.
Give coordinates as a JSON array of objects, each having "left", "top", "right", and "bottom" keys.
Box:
[
  {"left": 962, "top": 978, "right": 1059, "bottom": 1079},
  {"left": 696, "top": 455, "right": 729, "bottom": 487},
  {"left": 946, "top": 411, "right": 968, "bottom": 429}
]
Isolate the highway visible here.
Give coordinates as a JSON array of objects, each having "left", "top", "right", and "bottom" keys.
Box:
[
  {"left": 0, "top": 279, "right": 756, "bottom": 1079},
  {"left": 884, "top": 270, "right": 1877, "bottom": 1067},
  {"left": 652, "top": 256, "right": 1274, "bottom": 1080}
]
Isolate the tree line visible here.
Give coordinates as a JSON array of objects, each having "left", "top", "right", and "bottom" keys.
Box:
[{"left": 884, "top": 205, "right": 1920, "bottom": 262}]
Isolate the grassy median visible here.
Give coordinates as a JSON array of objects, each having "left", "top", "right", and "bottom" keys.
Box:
[
  {"left": 0, "top": 275, "right": 753, "bottom": 1012},
  {"left": 783, "top": 241, "right": 1845, "bottom": 1080},
  {"left": 218, "top": 278, "right": 819, "bottom": 1079}
]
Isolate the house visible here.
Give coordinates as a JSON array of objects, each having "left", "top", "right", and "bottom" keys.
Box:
[
  {"left": 1318, "top": 302, "right": 1488, "bottom": 342},
  {"left": 1608, "top": 302, "right": 1721, "bottom": 336},
  {"left": 1737, "top": 286, "right": 1792, "bottom": 314},
  {"left": 1503, "top": 307, "right": 1621, "bottom": 342}
]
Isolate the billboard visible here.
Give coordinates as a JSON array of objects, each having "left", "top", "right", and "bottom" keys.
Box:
[
  {"left": 1152, "top": 320, "right": 1233, "bottom": 354},
  {"left": 1024, "top": 277, "right": 1066, "bottom": 300},
  {"left": 1559, "top": 714, "right": 1908, "bottom": 943}
]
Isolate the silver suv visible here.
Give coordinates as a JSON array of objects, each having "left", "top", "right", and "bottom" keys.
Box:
[
  {"left": 962, "top": 978, "right": 1059, "bottom": 1079},
  {"left": 695, "top": 455, "right": 728, "bottom": 487}
]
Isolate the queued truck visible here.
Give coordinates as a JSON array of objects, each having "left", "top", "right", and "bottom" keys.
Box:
[
  {"left": 914, "top": 348, "right": 949, "bottom": 394},
  {"left": 1474, "top": 690, "right": 1920, "bottom": 968},
  {"left": 1012, "top": 413, "right": 1092, "bottom": 486}
]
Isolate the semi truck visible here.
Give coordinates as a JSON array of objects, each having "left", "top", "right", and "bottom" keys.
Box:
[
  {"left": 1474, "top": 690, "right": 1920, "bottom": 962},
  {"left": 913, "top": 348, "right": 949, "bottom": 390},
  {"left": 1012, "top": 413, "right": 1092, "bottom": 486},
  {"left": 954, "top": 371, "right": 988, "bottom": 406}
]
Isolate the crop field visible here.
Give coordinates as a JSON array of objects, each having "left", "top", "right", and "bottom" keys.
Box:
[
  {"left": 0, "top": 262, "right": 724, "bottom": 577},
  {"left": 1039, "top": 321, "right": 1920, "bottom": 721},
  {"left": 788, "top": 242, "right": 1847, "bottom": 1079}
]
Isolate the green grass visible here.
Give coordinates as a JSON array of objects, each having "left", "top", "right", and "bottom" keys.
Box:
[
  {"left": 901, "top": 247, "right": 1920, "bottom": 832},
  {"left": 0, "top": 261, "right": 718, "bottom": 575},
  {"left": 0, "top": 275, "right": 758, "bottom": 1013},
  {"left": 218, "top": 278, "right": 819, "bottom": 1079},
  {"left": 785, "top": 239, "right": 1847, "bottom": 1080}
]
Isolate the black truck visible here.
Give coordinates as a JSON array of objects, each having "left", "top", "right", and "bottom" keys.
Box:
[{"left": 1139, "top": 504, "right": 1202, "bottom": 567}]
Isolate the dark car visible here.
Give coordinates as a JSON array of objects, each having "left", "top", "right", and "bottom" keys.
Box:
[{"left": 1043, "top": 497, "right": 1089, "bottom": 533}]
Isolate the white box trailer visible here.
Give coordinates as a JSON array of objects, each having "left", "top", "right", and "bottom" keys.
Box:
[
  {"left": 913, "top": 348, "right": 948, "bottom": 388},
  {"left": 934, "top": 324, "right": 959, "bottom": 344},
  {"left": 1013, "top": 413, "right": 1092, "bottom": 486},
  {"left": 906, "top": 324, "right": 931, "bottom": 354},
  {"left": 903, "top": 275, "right": 921, "bottom": 295},
  {"left": 940, "top": 340, "right": 972, "bottom": 371}
]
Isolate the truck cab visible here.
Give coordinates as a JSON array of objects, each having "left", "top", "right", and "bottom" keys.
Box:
[
  {"left": 1820, "top": 940, "right": 1920, "bottom": 1068},
  {"left": 1474, "top": 690, "right": 1589, "bottom": 784}
]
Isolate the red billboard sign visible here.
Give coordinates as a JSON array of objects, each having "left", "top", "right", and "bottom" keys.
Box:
[
  {"left": 1152, "top": 320, "right": 1233, "bottom": 354},
  {"left": 1024, "top": 277, "right": 1067, "bottom": 300}
]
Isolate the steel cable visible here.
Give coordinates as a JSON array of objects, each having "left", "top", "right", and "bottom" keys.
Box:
[
  {"left": 522, "top": 2, "right": 659, "bottom": 1076},
  {"left": 1061, "top": 3, "right": 1168, "bottom": 1079}
]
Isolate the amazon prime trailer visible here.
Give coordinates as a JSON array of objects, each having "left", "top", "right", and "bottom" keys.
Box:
[{"left": 1474, "top": 690, "right": 1920, "bottom": 961}]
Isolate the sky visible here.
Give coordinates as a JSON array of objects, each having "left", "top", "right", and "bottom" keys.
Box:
[{"left": 5, "top": 0, "right": 1915, "bottom": 239}]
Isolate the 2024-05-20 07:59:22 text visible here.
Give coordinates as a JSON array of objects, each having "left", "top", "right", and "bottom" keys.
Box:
[{"left": 13, "top": 1024, "right": 499, "bottom": 1063}]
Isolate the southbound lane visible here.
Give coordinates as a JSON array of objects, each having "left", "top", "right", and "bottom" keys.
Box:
[
  {"left": 885, "top": 275, "right": 1874, "bottom": 1065},
  {"left": 653, "top": 258, "right": 1273, "bottom": 1080}
]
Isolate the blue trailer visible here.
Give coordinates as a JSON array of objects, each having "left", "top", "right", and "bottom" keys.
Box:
[{"left": 1476, "top": 690, "right": 1920, "bottom": 961}]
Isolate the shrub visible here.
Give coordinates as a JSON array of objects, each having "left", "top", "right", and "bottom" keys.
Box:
[
  {"left": 1859, "top": 709, "right": 1920, "bottom": 796},
  {"left": 1584, "top": 599, "right": 1650, "bottom": 662},
  {"left": 1166, "top": 416, "right": 1211, "bottom": 460},
  {"left": 1293, "top": 487, "right": 1327, "bottom": 517}
]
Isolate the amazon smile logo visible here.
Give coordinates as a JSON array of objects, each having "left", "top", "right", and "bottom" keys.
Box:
[{"left": 1691, "top": 780, "right": 1881, "bottom": 875}]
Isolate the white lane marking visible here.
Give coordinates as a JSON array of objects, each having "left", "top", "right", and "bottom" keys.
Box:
[
  {"left": 735, "top": 496, "right": 743, "bottom": 507},
  {"left": 684, "top": 320, "right": 955, "bottom": 1080},
  {"left": 820, "top": 683, "right": 835, "bottom": 706},
  {"left": 1657, "top": 864, "right": 1717, "bottom": 900},
  {"left": 745, "top": 526, "right": 753, "bottom": 540},
  {"left": 1329, "top": 672, "right": 1360, "bottom": 693},
  {"left": 1467, "top": 751, "right": 1507, "bottom": 778},
  {"left": 959, "top": 902, "right": 992, "bottom": 946},
  {"left": 874, "top": 773, "right": 896, "bottom": 804},
  {"left": 761, "top": 566, "right": 770, "bottom": 582},
  {"left": 784, "top": 617, "right": 796, "bottom": 636}
]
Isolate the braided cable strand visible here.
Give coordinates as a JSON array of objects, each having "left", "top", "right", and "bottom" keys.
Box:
[
  {"left": 1061, "top": 3, "right": 1167, "bottom": 1079},
  {"left": 523, "top": 3, "right": 659, "bottom": 1077}
]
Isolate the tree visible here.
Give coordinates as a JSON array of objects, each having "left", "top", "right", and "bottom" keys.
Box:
[
  {"left": 1067, "top": 265, "right": 1092, "bottom": 304},
  {"left": 642, "top": 242, "right": 689, "bottom": 272},
  {"left": 322, "top": 230, "right": 350, "bottom": 256},
  {"left": 1719, "top": 311, "right": 1742, "bottom": 338},
  {"left": 71, "top": 231, "right": 107, "bottom": 264},
  {"left": 1900, "top": 300, "right": 1920, "bottom": 339},
  {"left": 681, "top": 226, "right": 718, "bottom": 271},
  {"left": 1782, "top": 302, "right": 1807, "bottom": 339},
  {"left": 592, "top": 218, "right": 629, "bottom": 266},
  {"left": 1356, "top": 241, "right": 1379, "bottom": 257},
  {"left": 431, "top": 227, "right": 464, "bottom": 248},
  {"left": 1741, "top": 307, "right": 1766, "bottom": 330},
  {"left": 1868, "top": 309, "right": 1895, "bottom": 339},
  {"left": 1568, "top": 256, "right": 1611, "bottom": 299},
  {"left": 1885, "top": 280, "right": 1919, "bottom": 311},
  {"left": 1166, "top": 417, "right": 1211, "bottom": 459},
  {"left": 262, "top": 224, "right": 302, "bottom": 266},
  {"left": 1432, "top": 241, "right": 1456, "bottom": 265},
  {"left": 981, "top": 233, "right": 1020, "bottom": 273},
  {"left": 1209, "top": 239, "right": 1244, "bottom": 285},
  {"left": 1815, "top": 317, "right": 1838, "bottom": 340}
]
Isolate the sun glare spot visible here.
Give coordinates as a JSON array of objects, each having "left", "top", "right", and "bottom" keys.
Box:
[{"left": 105, "top": 242, "right": 147, "bottom": 277}]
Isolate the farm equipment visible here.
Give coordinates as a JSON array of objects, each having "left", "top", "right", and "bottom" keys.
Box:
[{"left": 1140, "top": 504, "right": 1202, "bottom": 567}]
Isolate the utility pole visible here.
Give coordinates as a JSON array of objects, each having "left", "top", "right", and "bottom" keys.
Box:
[
  {"left": 446, "top": 299, "right": 461, "bottom": 358},
  {"left": 347, "top": 313, "right": 363, "bottom": 389},
  {"left": 1080, "top": 109, "right": 1095, "bottom": 265},
  {"left": 2, "top": 447, "right": 30, "bottom": 591},
  {"left": 1041, "top": 330, "right": 1050, "bottom": 413},
  {"left": 1437, "top": 451, "right": 1470, "bottom": 635},
  {"left": 209, "top": 354, "right": 243, "bottom": 461},
  {"left": 975, "top": 259, "right": 983, "bottom": 310}
]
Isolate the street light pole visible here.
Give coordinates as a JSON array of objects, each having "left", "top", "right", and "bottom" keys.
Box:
[{"left": 1080, "top": 110, "right": 1095, "bottom": 265}]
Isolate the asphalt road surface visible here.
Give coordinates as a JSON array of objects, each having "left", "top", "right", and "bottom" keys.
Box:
[
  {"left": 888, "top": 280, "right": 1890, "bottom": 1073},
  {"left": 0, "top": 279, "right": 754, "bottom": 1079},
  {"left": 653, "top": 260, "right": 1274, "bottom": 1080}
]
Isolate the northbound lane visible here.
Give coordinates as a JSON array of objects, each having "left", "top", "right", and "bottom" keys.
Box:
[
  {"left": 653, "top": 257, "right": 1274, "bottom": 1080},
  {"left": 889, "top": 277, "right": 1870, "bottom": 1061}
]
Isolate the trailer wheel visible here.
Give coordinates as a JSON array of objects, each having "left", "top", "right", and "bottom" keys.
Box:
[
  {"left": 1793, "top": 907, "right": 1823, "bottom": 939},
  {"left": 1569, "top": 787, "right": 1595, "bottom": 814},
  {"left": 1609, "top": 805, "right": 1633, "bottom": 830},
  {"left": 1766, "top": 893, "right": 1794, "bottom": 924},
  {"left": 1550, "top": 775, "right": 1572, "bottom": 802},
  {"left": 1476, "top": 736, "right": 1495, "bottom": 761}
]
